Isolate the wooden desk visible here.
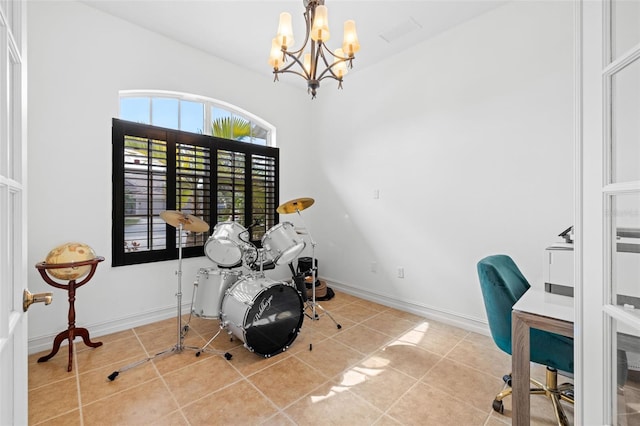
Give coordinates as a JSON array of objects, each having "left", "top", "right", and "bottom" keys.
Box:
[{"left": 511, "top": 289, "right": 574, "bottom": 425}]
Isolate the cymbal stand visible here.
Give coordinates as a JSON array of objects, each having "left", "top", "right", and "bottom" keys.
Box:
[
  {"left": 295, "top": 208, "right": 341, "bottom": 349},
  {"left": 108, "top": 224, "right": 222, "bottom": 381}
]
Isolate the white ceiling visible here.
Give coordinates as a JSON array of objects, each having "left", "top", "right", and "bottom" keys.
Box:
[{"left": 83, "top": 0, "right": 508, "bottom": 78}]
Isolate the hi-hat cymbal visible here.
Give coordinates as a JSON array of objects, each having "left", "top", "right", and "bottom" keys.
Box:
[
  {"left": 160, "top": 211, "right": 210, "bottom": 233},
  {"left": 276, "top": 197, "right": 315, "bottom": 214}
]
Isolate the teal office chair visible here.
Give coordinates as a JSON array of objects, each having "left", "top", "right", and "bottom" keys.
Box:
[{"left": 477, "top": 254, "right": 574, "bottom": 425}]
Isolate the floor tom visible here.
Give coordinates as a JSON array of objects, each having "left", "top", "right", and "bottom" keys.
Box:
[{"left": 191, "top": 268, "right": 241, "bottom": 319}]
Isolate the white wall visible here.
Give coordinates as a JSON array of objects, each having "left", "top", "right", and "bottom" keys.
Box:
[
  {"left": 26, "top": 1, "right": 311, "bottom": 352},
  {"left": 304, "top": 0, "right": 574, "bottom": 330},
  {"left": 26, "top": 0, "right": 575, "bottom": 352}
]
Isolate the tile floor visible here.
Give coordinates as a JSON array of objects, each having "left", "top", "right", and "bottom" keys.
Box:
[{"left": 29, "top": 290, "right": 576, "bottom": 425}]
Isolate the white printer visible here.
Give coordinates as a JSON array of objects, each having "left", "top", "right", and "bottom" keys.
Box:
[
  {"left": 544, "top": 226, "right": 575, "bottom": 297},
  {"left": 544, "top": 226, "right": 640, "bottom": 300},
  {"left": 544, "top": 244, "right": 574, "bottom": 296}
]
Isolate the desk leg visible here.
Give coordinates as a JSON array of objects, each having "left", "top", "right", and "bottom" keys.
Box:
[{"left": 512, "top": 310, "right": 530, "bottom": 425}]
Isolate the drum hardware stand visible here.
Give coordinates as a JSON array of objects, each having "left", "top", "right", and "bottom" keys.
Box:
[
  {"left": 180, "top": 268, "right": 234, "bottom": 359},
  {"left": 187, "top": 238, "right": 265, "bottom": 358},
  {"left": 182, "top": 269, "right": 205, "bottom": 336},
  {"left": 107, "top": 212, "right": 229, "bottom": 382},
  {"left": 303, "top": 236, "right": 341, "bottom": 328},
  {"left": 287, "top": 202, "right": 341, "bottom": 351},
  {"left": 188, "top": 234, "right": 270, "bottom": 358}
]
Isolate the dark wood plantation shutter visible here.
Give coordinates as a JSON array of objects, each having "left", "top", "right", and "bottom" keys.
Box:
[
  {"left": 176, "top": 138, "right": 211, "bottom": 250},
  {"left": 251, "top": 154, "right": 278, "bottom": 241},
  {"left": 216, "top": 149, "right": 246, "bottom": 226},
  {"left": 113, "top": 119, "right": 279, "bottom": 266}
]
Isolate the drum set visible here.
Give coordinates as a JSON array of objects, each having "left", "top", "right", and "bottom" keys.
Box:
[{"left": 108, "top": 197, "right": 338, "bottom": 381}]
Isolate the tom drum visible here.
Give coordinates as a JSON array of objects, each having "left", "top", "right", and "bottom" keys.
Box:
[
  {"left": 205, "top": 221, "right": 248, "bottom": 267},
  {"left": 261, "top": 222, "right": 305, "bottom": 266}
]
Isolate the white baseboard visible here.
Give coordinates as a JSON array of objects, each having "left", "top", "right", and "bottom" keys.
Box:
[
  {"left": 28, "top": 303, "right": 187, "bottom": 355},
  {"left": 322, "top": 277, "right": 491, "bottom": 337},
  {"left": 29, "top": 279, "right": 491, "bottom": 354}
]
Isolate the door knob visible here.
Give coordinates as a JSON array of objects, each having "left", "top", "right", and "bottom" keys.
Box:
[{"left": 23, "top": 289, "right": 53, "bottom": 312}]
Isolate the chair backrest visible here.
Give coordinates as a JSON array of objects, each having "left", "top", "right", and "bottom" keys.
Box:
[{"left": 477, "top": 254, "right": 530, "bottom": 355}]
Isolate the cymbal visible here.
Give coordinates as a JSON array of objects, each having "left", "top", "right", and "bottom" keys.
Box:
[
  {"left": 277, "top": 197, "right": 315, "bottom": 214},
  {"left": 159, "top": 211, "right": 210, "bottom": 233}
]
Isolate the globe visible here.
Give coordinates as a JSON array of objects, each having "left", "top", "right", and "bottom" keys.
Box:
[{"left": 45, "top": 242, "right": 97, "bottom": 280}]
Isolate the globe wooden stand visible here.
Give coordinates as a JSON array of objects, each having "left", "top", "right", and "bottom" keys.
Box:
[{"left": 35, "top": 256, "right": 104, "bottom": 372}]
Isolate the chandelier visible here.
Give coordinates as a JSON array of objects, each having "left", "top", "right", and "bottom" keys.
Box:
[{"left": 268, "top": 0, "right": 360, "bottom": 99}]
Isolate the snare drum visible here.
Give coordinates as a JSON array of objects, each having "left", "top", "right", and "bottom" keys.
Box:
[
  {"left": 192, "top": 268, "right": 241, "bottom": 319},
  {"left": 205, "top": 221, "right": 248, "bottom": 267},
  {"left": 221, "top": 275, "right": 303, "bottom": 357},
  {"left": 261, "top": 222, "right": 305, "bottom": 265}
]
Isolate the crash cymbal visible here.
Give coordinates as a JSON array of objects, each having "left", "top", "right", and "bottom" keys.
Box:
[
  {"left": 160, "top": 211, "right": 210, "bottom": 233},
  {"left": 276, "top": 197, "right": 315, "bottom": 214}
]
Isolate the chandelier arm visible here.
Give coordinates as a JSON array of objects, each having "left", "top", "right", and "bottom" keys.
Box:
[
  {"left": 274, "top": 68, "right": 311, "bottom": 81},
  {"left": 310, "top": 40, "right": 320, "bottom": 81},
  {"left": 274, "top": 1, "right": 315, "bottom": 79},
  {"left": 315, "top": 44, "right": 347, "bottom": 81},
  {"left": 297, "top": 5, "right": 313, "bottom": 55},
  {"left": 276, "top": 50, "right": 311, "bottom": 79},
  {"left": 280, "top": 5, "right": 313, "bottom": 59},
  {"left": 316, "top": 62, "right": 347, "bottom": 81},
  {"left": 318, "top": 44, "right": 353, "bottom": 65}
]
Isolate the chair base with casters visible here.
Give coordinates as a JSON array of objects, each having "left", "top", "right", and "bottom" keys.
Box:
[
  {"left": 477, "top": 254, "right": 574, "bottom": 426},
  {"left": 493, "top": 367, "right": 574, "bottom": 426}
]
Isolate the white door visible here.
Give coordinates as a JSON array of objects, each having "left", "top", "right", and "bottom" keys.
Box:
[
  {"left": 0, "top": 1, "right": 28, "bottom": 424},
  {"left": 581, "top": 0, "right": 640, "bottom": 423}
]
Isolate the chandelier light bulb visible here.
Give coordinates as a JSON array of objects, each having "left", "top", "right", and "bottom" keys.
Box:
[{"left": 310, "top": 5, "right": 330, "bottom": 42}]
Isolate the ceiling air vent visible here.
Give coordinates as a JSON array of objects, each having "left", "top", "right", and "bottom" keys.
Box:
[{"left": 379, "top": 17, "right": 423, "bottom": 44}]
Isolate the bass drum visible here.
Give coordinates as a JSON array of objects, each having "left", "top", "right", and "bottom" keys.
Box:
[{"left": 221, "top": 275, "right": 303, "bottom": 357}]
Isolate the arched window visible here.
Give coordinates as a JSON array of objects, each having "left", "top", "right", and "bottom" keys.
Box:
[
  {"left": 112, "top": 91, "right": 279, "bottom": 266},
  {"left": 119, "top": 90, "right": 275, "bottom": 146}
]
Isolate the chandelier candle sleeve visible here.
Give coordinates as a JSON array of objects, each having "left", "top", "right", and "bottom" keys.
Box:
[
  {"left": 276, "top": 12, "right": 294, "bottom": 49},
  {"left": 269, "top": 0, "right": 359, "bottom": 98},
  {"left": 269, "top": 38, "right": 284, "bottom": 69},
  {"left": 342, "top": 20, "right": 360, "bottom": 57},
  {"left": 333, "top": 48, "right": 348, "bottom": 78},
  {"left": 310, "top": 5, "right": 330, "bottom": 42},
  {"left": 303, "top": 53, "right": 312, "bottom": 75}
]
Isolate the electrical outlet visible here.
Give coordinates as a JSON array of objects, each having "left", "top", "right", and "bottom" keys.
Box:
[
  {"left": 371, "top": 262, "right": 377, "bottom": 273},
  {"left": 373, "top": 189, "right": 380, "bottom": 199},
  {"left": 397, "top": 267, "right": 404, "bottom": 278}
]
